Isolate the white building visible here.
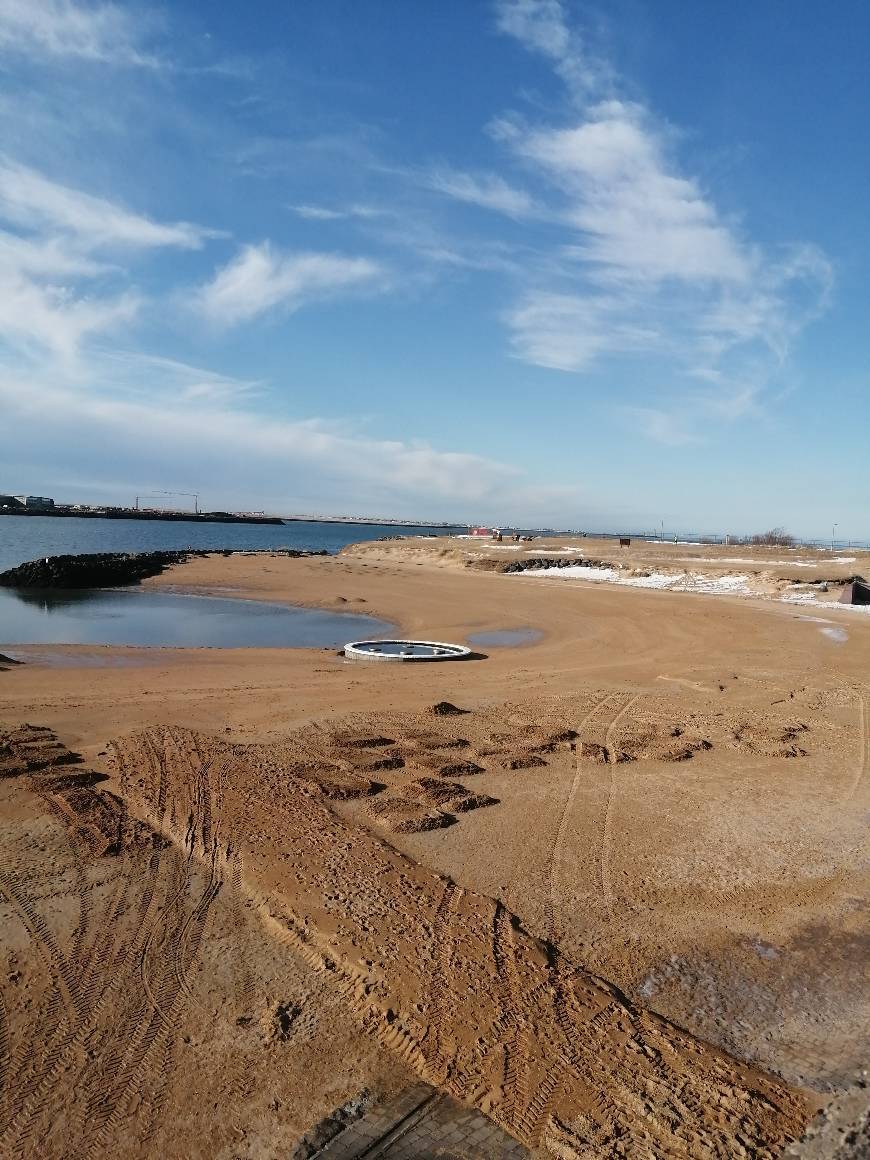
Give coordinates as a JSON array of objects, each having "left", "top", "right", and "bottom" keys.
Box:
[{"left": 12, "top": 496, "right": 55, "bottom": 509}]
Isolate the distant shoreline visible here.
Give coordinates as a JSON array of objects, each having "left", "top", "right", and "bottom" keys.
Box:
[
  {"left": 0, "top": 509, "right": 464, "bottom": 530},
  {"left": 280, "top": 516, "right": 461, "bottom": 528},
  {"left": 0, "top": 508, "right": 283, "bottom": 526}
]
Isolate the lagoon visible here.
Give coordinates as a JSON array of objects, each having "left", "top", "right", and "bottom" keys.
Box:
[{"left": 0, "top": 587, "right": 393, "bottom": 650}]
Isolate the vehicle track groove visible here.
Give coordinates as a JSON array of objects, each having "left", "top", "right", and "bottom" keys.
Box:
[
  {"left": 426, "top": 881, "right": 462, "bottom": 1083},
  {"left": 545, "top": 693, "right": 629, "bottom": 941},
  {"left": 844, "top": 689, "right": 869, "bottom": 802},
  {"left": 598, "top": 694, "right": 641, "bottom": 915}
]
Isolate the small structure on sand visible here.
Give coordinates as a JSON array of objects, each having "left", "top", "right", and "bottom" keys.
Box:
[
  {"left": 839, "top": 579, "right": 870, "bottom": 606},
  {"left": 344, "top": 640, "right": 472, "bottom": 662}
]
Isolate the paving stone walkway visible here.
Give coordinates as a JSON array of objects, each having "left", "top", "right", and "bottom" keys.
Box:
[{"left": 314, "top": 1083, "right": 531, "bottom": 1158}]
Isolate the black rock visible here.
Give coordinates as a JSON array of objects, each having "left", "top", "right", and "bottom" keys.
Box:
[
  {"left": 0, "top": 550, "right": 203, "bottom": 590},
  {"left": 431, "top": 701, "right": 469, "bottom": 716}
]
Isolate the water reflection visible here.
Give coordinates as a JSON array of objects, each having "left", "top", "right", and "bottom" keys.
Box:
[
  {"left": 466, "top": 628, "right": 544, "bottom": 648},
  {"left": 0, "top": 586, "right": 394, "bottom": 649},
  {"left": 5, "top": 588, "right": 105, "bottom": 611}
]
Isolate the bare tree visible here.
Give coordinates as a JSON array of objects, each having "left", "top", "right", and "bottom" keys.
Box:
[{"left": 749, "top": 527, "right": 795, "bottom": 547}]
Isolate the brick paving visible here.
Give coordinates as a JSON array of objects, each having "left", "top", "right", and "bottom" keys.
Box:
[{"left": 314, "top": 1083, "right": 531, "bottom": 1158}]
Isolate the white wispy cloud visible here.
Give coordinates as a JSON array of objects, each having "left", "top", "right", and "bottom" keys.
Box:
[
  {"left": 0, "top": 159, "right": 218, "bottom": 361},
  {"left": 288, "top": 204, "right": 347, "bottom": 222},
  {"left": 0, "top": 0, "right": 156, "bottom": 66},
  {"left": 495, "top": 0, "right": 612, "bottom": 98},
  {"left": 510, "top": 102, "right": 752, "bottom": 285},
  {"left": 195, "top": 242, "right": 385, "bottom": 325},
  {"left": 488, "top": 0, "right": 832, "bottom": 441},
  {"left": 0, "top": 231, "right": 109, "bottom": 278},
  {"left": 0, "top": 159, "right": 213, "bottom": 250},
  {"left": 621, "top": 406, "right": 700, "bottom": 447},
  {"left": 288, "top": 203, "right": 385, "bottom": 222},
  {"left": 0, "top": 268, "right": 137, "bottom": 358},
  {"left": 507, "top": 290, "right": 660, "bottom": 370},
  {"left": 94, "top": 351, "right": 262, "bottom": 405},
  {"left": 422, "top": 167, "right": 537, "bottom": 219}
]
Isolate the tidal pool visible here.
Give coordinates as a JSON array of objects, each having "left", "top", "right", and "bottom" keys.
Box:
[
  {"left": 0, "top": 587, "right": 393, "bottom": 649},
  {"left": 466, "top": 628, "right": 543, "bottom": 648}
]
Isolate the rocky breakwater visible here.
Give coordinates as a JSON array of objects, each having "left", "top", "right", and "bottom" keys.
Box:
[
  {"left": 0, "top": 548, "right": 331, "bottom": 589},
  {"left": 500, "top": 555, "right": 614, "bottom": 574},
  {"left": 0, "top": 550, "right": 204, "bottom": 589}
]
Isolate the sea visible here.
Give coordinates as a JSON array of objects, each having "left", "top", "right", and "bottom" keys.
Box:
[{"left": 0, "top": 516, "right": 463, "bottom": 575}]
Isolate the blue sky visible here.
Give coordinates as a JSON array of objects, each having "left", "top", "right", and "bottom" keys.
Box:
[{"left": 0, "top": 0, "right": 867, "bottom": 535}]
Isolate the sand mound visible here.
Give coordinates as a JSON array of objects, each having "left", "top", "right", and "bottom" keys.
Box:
[
  {"left": 440, "top": 760, "right": 487, "bottom": 776},
  {"left": 1, "top": 722, "right": 81, "bottom": 776},
  {"left": 400, "top": 731, "right": 471, "bottom": 751},
  {"left": 339, "top": 734, "right": 397, "bottom": 749},
  {"left": 366, "top": 795, "right": 455, "bottom": 833},
  {"left": 496, "top": 752, "right": 549, "bottom": 770},
  {"left": 406, "top": 776, "right": 498, "bottom": 812},
  {"left": 730, "top": 719, "right": 811, "bottom": 758}
]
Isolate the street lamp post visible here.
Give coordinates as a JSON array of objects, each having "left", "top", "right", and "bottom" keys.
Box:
[{"left": 831, "top": 524, "right": 838, "bottom": 552}]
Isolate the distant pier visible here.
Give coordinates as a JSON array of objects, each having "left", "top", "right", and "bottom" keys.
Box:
[{"left": 0, "top": 506, "right": 284, "bottom": 525}]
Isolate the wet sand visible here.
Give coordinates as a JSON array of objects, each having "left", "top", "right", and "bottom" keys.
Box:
[{"left": 1, "top": 542, "right": 868, "bottom": 1156}]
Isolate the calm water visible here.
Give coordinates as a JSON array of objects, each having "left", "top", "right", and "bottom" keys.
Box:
[
  {"left": 0, "top": 516, "right": 461, "bottom": 574},
  {"left": 466, "top": 628, "right": 544, "bottom": 647},
  {"left": 0, "top": 587, "right": 393, "bottom": 649}
]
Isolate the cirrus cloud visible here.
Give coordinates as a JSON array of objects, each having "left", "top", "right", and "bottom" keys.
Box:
[
  {"left": 194, "top": 243, "right": 386, "bottom": 326},
  {"left": 483, "top": 0, "right": 834, "bottom": 443},
  {"left": 0, "top": 159, "right": 213, "bottom": 251},
  {"left": 0, "top": 0, "right": 157, "bottom": 66}
]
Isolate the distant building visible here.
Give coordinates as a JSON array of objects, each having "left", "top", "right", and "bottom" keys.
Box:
[
  {"left": 0, "top": 495, "right": 23, "bottom": 509},
  {"left": 12, "top": 496, "right": 55, "bottom": 509}
]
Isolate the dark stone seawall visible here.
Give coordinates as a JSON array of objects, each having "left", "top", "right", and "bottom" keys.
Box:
[
  {"left": 499, "top": 556, "right": 613, "bottom": 574},
  {"left": 0, "top": 551, "right": 203, "bottom": 589},
  {"left": 0, "top": 548, "right": 328, "bottom": 589}
]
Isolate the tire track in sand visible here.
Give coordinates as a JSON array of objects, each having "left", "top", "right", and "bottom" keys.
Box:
[
  {"left": 491, "top": 899, "right": 532, "bottom": 1126},
  {"left": 843, "top": 688, "right": 869, "bottom": 803},
  {"left": 82, "top": 858, "right": 222, "bottom": 1157},
  {"left": 0, "top": 800, "right": 170, "bottom": 1148},
  {"left": 426, "top": 880, "right": 463, "bottom": 1083},
  {"left": 545, "top": 693, "right": 629, "bottom": 943},
  {"left": 35, "top": 791, "right": 92, "bottom": 971},
  {"left": 598, "top": 694, "right": 641, "bottom": 917},
  {"left": 0, "top": 873, "right": 81, "bottom": 1022},
  {"left": 0, "top": 987, "right": 9, "bottom": 1124}
]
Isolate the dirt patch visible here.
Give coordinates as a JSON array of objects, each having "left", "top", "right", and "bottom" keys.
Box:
[
  {"left": 0, "top": 726, "right": 411, "bottom": 1158},
  {"left": 97, "top": 721, "right": 814, "bottom": 1156}
]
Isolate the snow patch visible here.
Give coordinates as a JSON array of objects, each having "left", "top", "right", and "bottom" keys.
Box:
[
  {"left": 820, "top": 626, "right": 849, "bottom": 643},
  {"left": 520, "top": 564, "right": 870, "bottom": 614},
  {"left": 520, "top": 565, "right": 753, "bottom": 596},
  {"left": 780, "top": 594, "right": 870, "bottom": 613}
]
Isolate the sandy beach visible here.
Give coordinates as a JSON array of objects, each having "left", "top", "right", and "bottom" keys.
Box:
[{"left": 2, "top": 537, "right": 868, "bottom": 1157}]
